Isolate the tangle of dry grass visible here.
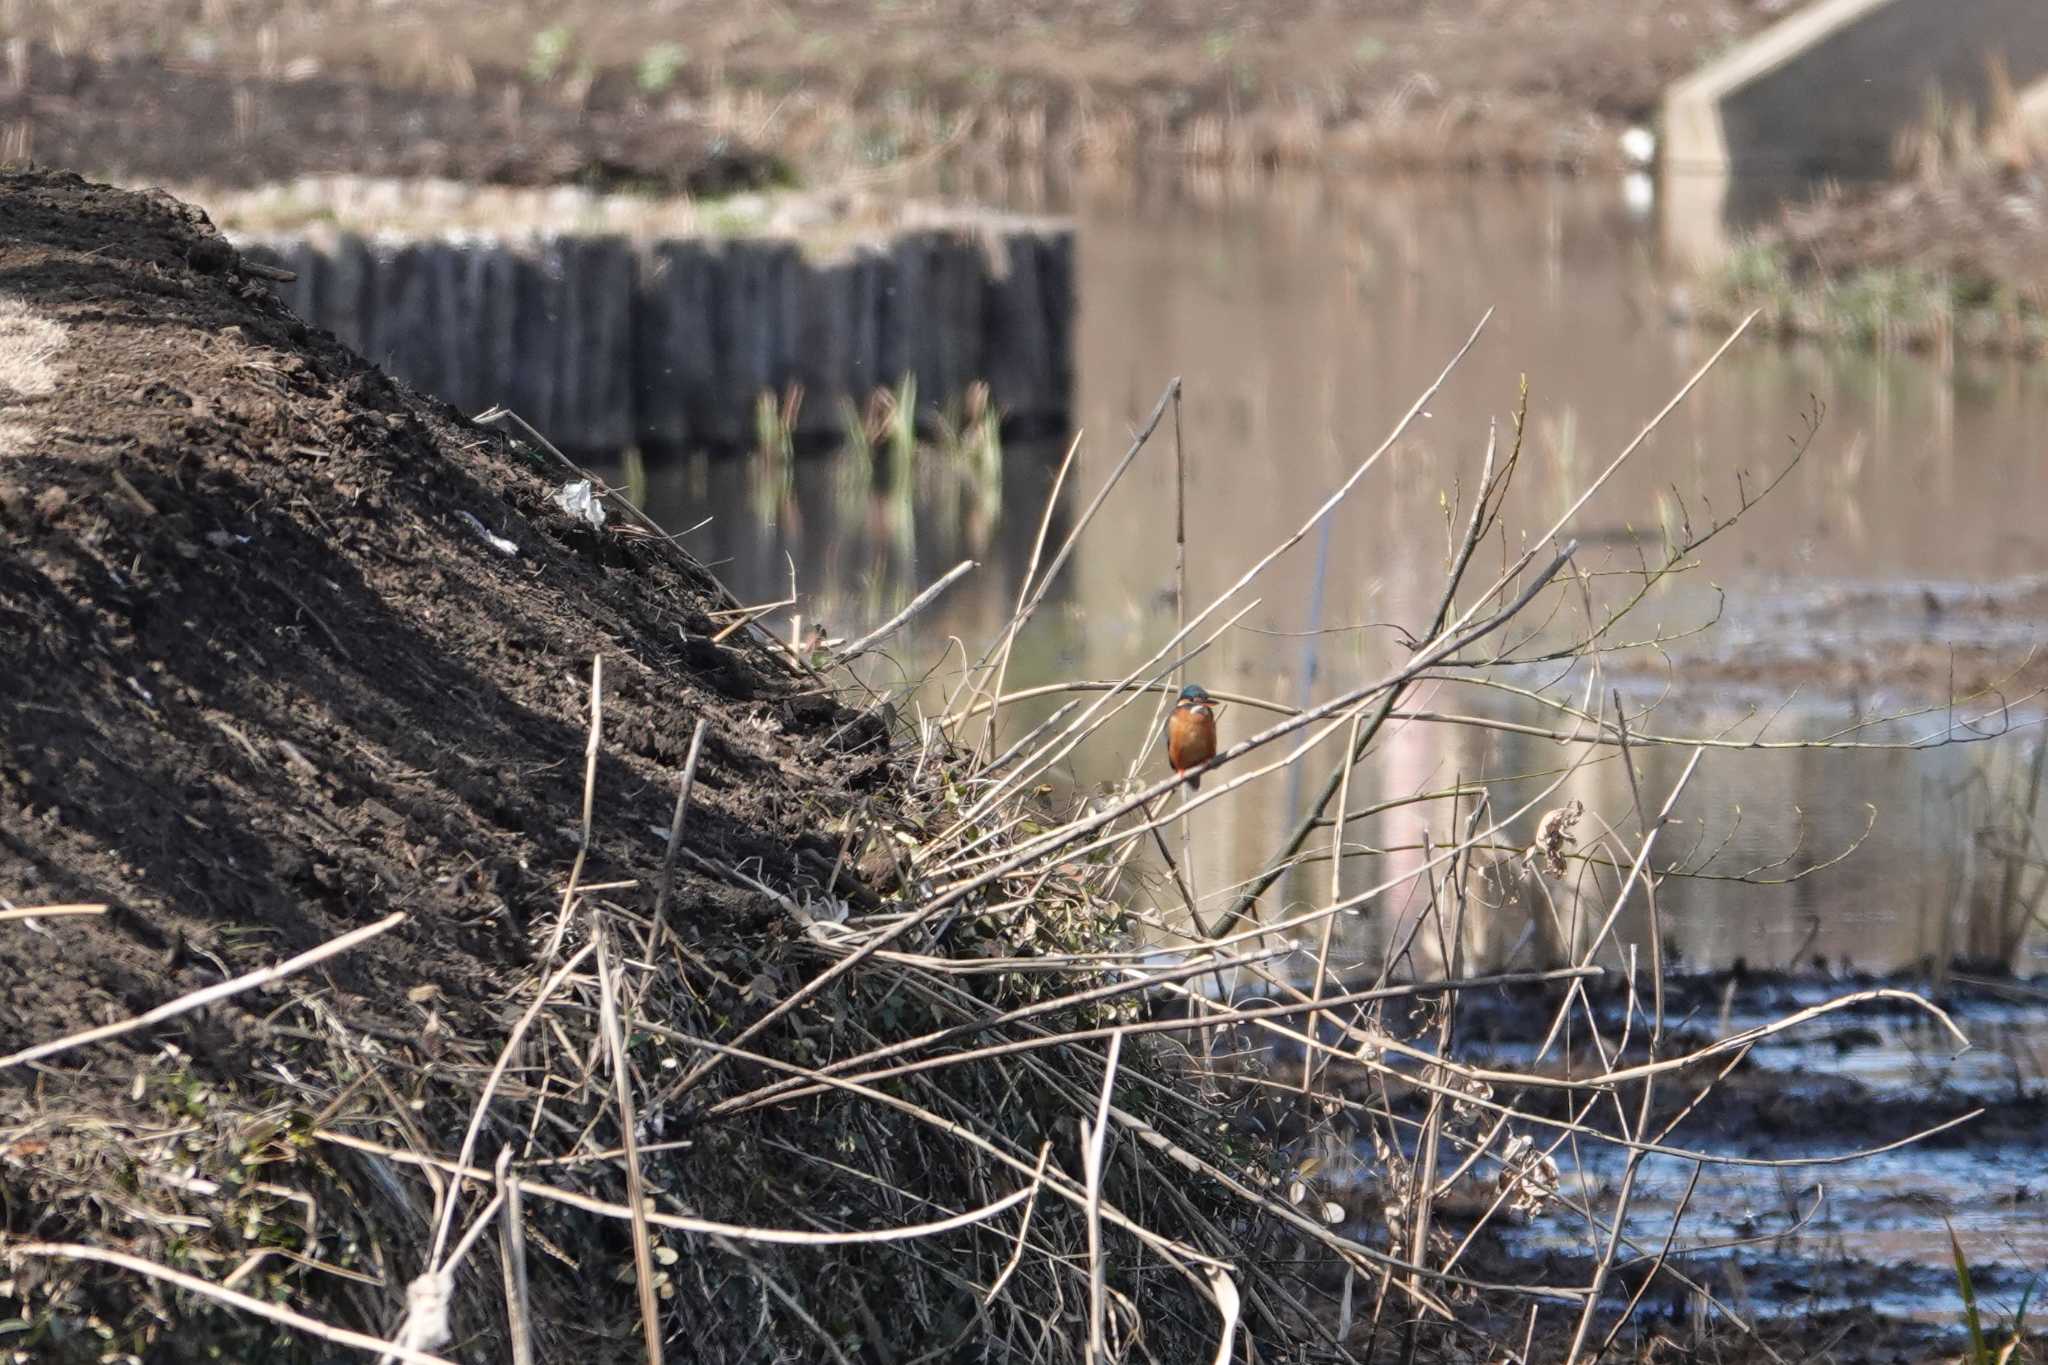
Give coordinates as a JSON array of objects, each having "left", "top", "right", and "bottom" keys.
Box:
[{"left": 4, "top": 302, "right": 2033, "bottom": 1365}]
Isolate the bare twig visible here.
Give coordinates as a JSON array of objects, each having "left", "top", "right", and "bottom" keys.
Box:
[
  {"left": 542, "top": 653, "right": 604, "bottom": 963},
  {"left": 494, "top": 1149, "right": 536, "bottom": 1365},
  {"left": 1083, "top": 1031, "right": 1125, "bottom": 1363},
  {"left": 0, "top": 912, "right": 404, "bottom": 1070},
  {"left": 597, "top": 917, "right": 664, "bottom": 1365},
  {"left": 837, "top": 559, "right": 977, "bottom": 661},
  {"left": 977, "top": 429, "right": 1083, "bottom": 765},
  {"left": 653, "top": 717, "right": 710, "bottom": 935}
]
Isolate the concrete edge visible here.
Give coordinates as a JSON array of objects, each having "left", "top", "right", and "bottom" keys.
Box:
[{"left": 1661, "top": 0, "right": 1902, "bottom": 173}]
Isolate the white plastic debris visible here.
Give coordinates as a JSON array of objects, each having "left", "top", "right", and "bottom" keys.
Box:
[
  {"left": 387, "top": 1267, "right": 454, "bottom": 1357},
  {"left": 454, "top": 509, "right": 518, "bottom": 556},
  {"left": 553, "top": 479, "right": 607, "bottom": 529}
]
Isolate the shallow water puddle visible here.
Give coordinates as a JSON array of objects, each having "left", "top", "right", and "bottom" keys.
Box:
[{"left": 1417, "top": 980, "right": 2048, "bottom": 1318}]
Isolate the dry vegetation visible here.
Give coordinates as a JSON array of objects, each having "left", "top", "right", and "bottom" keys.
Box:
[
  {"left": 4, "top": 168, "right": 2042, "bottom": 1365},
  {"left": 1699, "top": 59, "right": 2048, "bottom": 355},
  {"left": 0, "top": 0, "right": 1776, "bottom": 180}
]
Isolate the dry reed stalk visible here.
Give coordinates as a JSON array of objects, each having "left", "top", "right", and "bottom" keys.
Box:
[
  {"left": 951, "top": 381, "right": 1177, "bottom": 780},
  {"left": 0, "top": 901, "right": 106, "bottom": 921},
  {"left": 1082, "top": 1030, "right": 1124, "bottom": 1363},
  {"left": 975, "top": 429, "right": 1083, "bottom": 763},
  {"left": 1170, "top": 379, "right": 1191, "bottom": 870},
  {"left": 595, "top": 917, "right": 664, "bottom": 1365},
  {"left": 837, "top": 557, "right": 977, "bottom": 661},
  {"left": 1594, "top": 1163, "right": 1703, "bottom": 1358},
  {"left": 1610, "top": 695, "right": 1666, "bottom": 1043},
  {"left": 652, "top": 716, "right": 710, "bottom": 935},
  {"left": 1301, "top": 708, "right": 1364, "bottom": 1101},
  {"left": 541, "top": 652, "right": 603, "bottom": 963},
  {"left": 1562, "top": 1058, "right": 1657, "bottom": 1362},
  {"left": 493, "top": 1148, "right": 535, "bottom": 1365},
  {"left": 982, "top": 1142, "right": 1055, "bottom": 1306},
  {"left": 709, "top": 596, "right": 794, "bottom": 644},
  {"left": 0, "top": 911, "right": 404, "bottom": 1070},
  {"left": 318, "top": 1129, "right": 1045, "bottom": 1245},
  {"left": 1398, "top": 836, "right": 1457, "bottom": 1364}
]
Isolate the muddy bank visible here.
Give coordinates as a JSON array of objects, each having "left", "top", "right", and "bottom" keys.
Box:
[
  {"left": 0, "top": 165, "right": 1268, "bottom": 1365},
  {"left": 0, "top": 164, "right": 912, "bottom": 1353},
  {"left": 0, "top": 41, "right": 789, "bottom": 196},
  {"left": 5, "top": 0, "right": 1779, "bottom": 183},
  {"left": 1619, "top": 576, "right": 2048, "bottom": 710},
  {"left": 1687, "top": 163, "right": 2048, "bottom": 356},
  {"left": 4, "top": 166, "right": 1448, "bottom": 1365},
  {"left": 1270, "top": 965, "right": 2048, "bottom": 1358}
]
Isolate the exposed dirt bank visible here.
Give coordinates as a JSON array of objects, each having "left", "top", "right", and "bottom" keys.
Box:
[
  {"left": 0, "top": 168, "right": 1310, "bottom": 1364},
  {"left": 1690, "top": 164, "right": 2048, "bottom": 357},
  {"left": 0, "top": 164, "right": 924, "bottom": 1356},
  {"left": 3, "top": 0, "right": 1780, "bottom": 183},
  {"left": 0, "top": 42, "right": 789, "bottom": 196},
  {"left": 0, "top": 167, "right": 888, "bottom": 1077}
]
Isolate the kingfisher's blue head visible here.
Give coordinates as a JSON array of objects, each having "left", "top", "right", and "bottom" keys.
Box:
[{"left": 1177, "top": 684, "right": 1212, "bottom": 705}]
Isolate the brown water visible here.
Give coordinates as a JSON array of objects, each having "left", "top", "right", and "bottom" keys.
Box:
[{"left": 593, "top": 171, "right": 2048, "bottom": 980}]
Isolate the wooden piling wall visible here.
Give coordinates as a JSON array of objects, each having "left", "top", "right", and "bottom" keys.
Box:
[{"left": 246, "top": 221, "right": 1074, "bottom": 451}]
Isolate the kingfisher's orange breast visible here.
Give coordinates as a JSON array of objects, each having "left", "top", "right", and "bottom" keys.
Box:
[{"left": 1168, "top": 704, "right": 1216, "bottom": 772}]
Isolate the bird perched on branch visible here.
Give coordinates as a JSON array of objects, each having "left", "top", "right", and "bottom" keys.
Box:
[{"left": 1166, "top": 683, "right": 1218, "bottom": 790}]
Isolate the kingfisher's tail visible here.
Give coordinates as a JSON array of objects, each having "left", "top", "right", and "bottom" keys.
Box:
[{"left": 1183, "top": 769, "right": 1201, "bottom": 792}]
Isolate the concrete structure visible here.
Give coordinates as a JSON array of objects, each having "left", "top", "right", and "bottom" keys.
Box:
[
  {"left": 244, "top": 219, "right": 1075, "bottom": 453},
  {"left": 1661, "top": 0, "right": 2048, "bottom": 264}
]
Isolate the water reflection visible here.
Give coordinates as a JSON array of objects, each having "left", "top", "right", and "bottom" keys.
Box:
[{"left": 592, "top": 172, "right": 2048, "bottom": 974}]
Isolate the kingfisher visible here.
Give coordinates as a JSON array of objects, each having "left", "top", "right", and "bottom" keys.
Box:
[{"left": 1166, "top": 683, "right": 1218, "bottom": 790}]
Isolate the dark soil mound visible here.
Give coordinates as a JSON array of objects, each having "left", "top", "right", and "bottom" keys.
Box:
[
  {"left": 0, "top": 166, "right": 912, "bottom": 1357},
  {"left": 0, "top": 164, "right": 878, "bottom": 1058},
  {"left": 0, "top": 168, "right": 1316, "bottom": 1365}
]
